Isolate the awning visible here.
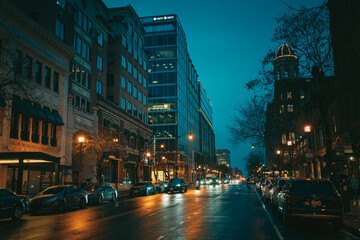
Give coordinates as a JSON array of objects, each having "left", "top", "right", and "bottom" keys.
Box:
[
  {"left": 34, "top": 104, "right": 48, "bottom": 120},
  {"left": 52, "top": 110, "right": 64, "bottom": 125},
  {"left": 23, "top": 99, "right": 38, "bottom": 117},
  {"left": 0, "top": 152, "right": 60, "bottom": 164},
  {"left": 43, "top": 107, "right": 57, "bottom": 123},
  {"left": 12, "top": 95, "right": 27, "bottom": 114}
]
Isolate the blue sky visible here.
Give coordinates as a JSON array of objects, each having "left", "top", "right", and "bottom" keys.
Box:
[{"left": 104, "top": 0, "right": 324, "bottom": 174}]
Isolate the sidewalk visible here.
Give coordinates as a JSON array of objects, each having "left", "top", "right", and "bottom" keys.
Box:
[{"left": 344, "top": 203, "right": 360, "bottom": 237}]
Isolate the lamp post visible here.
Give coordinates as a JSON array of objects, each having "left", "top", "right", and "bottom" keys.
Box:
[
  {"left": 146, "top": 152, "right": 151, "bottom": 181},
  {"left": 78, "top": 136, "right": 85, "bottom": 186}
]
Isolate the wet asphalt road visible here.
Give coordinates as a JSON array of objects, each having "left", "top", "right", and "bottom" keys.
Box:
[{"left": 0, "top": 183, "right": 358, "bottom": 240}]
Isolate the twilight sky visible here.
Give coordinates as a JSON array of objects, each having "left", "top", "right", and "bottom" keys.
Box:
[{"left": 104, "top": 0, "right": 324, "bottom": 175}]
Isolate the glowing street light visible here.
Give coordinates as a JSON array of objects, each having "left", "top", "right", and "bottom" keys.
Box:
[
  {"left": 276, "top": 150, "right": 281, "bottom": 155},
  {"left": 304, "top": 125, "right": 311, "bottom": 133},
  {"left": 287, "top": 140, "right": 292, "bottom": 146},
  {"left": 160, "top": 144, "right": 165, "bottom": 148}
]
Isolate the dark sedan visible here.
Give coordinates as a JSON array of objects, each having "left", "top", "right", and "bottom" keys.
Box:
[
  {"left": 84, "top": 183, "right": 118, "bottom": 205},
  {"left": 29, "top": 185, "right": 88, "bottom": 214},
  {"left": 0, "top": 189, "right": 24, "bottom": 221},
  {"left": 154, "top": 181, "right": 166, "bottom": 193},
  {"left": 277, "top": 178, "right": 343, "bottom": 229},
  {"left": 129, "top": 182, "right": 156, "bottom": 197},
  {"left": 167, "top": 178, "right": 187, "bottom": 193}
]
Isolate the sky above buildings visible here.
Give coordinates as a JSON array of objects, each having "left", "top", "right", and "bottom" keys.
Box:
[{"left": 104, "top": 0, "right": 324, "bottom": 175}]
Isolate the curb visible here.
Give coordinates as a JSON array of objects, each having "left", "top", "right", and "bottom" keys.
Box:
[{"left": 343, "top": 223, "right": 360, "bottom": 238}]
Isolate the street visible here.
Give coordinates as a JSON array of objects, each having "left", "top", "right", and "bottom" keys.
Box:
[{"left": 0, "top": 183, "right": 358, "bottom": 240}]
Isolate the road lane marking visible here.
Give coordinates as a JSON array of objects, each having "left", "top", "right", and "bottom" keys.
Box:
[
  {"left": 254, "top": 188, "right": 284, "bottom": 240},
  {"left": 156, "top": 236, "right": 164, "bottom": 240},
  {"left": 147, "top": 209, "right": 165, "bottom": 217},
  {"left": 342, "top": 230, "right": 359, "bottom": 240}
]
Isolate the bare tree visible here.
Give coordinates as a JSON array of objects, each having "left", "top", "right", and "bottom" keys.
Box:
[
  {"left": 227, "top": 98, "right": 266, "bottom": 147},
  {"left": 244, "top": 151, "right": 263, "bottom": 177},
  {"left": 0, "top": 44, "right": 38, "bottom": 118},
  {"left": 74, "top": 128, "right": 119, "bottom": 184}
]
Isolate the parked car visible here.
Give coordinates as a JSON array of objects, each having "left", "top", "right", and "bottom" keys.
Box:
[
  {"left": 269, "top": 177, "right": 289, "bottom": 209},
  {"left": 221, "top": 178, "right": 229, "bottom": 184},
  {"left": 153, "top": 181, "right": 166, "bottom": 193},
  {"left": 167, "top": 178, "right": 187, "bottom": 193},
  {"left": 84, "top": 183, "right": 117, "bottom": 205},
  {"left": 277, "top": 178, "right": 343, "bottom": 229},
  {"left": 29, "top": 185, "right": 88, "bottom": 214},
  {"left": 163, "top": 181, "right": 169, "bottom": 192},
  {"left": 129, "top": 182, "right": 156, "bottom": 197},
  {"left": 261, "top": 177, "right": 275, "bottom": 202},
  {"left": 0, "top": 189, "right": 25, "bottom": 221},
  {"left": 256, "top": 178, "right": 265, "bottom": 191}
]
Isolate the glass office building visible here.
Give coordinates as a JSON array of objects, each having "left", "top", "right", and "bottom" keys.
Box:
[{"left": 141, "top": 15, "right": 200, "bottom": 182}]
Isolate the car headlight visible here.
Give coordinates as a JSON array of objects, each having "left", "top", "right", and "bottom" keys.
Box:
[
  {"left": 176, "top": 184, "right": 181, "bottom": 187},
  {"left": 164, "top": 184, "right": 168, "bottom": 187}
]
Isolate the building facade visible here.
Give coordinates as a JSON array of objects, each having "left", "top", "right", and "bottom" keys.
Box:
[{"left": 216, "top": 149, "right": 231, "bottom": 166}]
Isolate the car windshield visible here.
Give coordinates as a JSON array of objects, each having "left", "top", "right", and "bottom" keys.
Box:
[
  {"left": 41, "top": 186, "right": 66, "bottom": 195},
  {"left": 169, "top": 179, "right": 181, "bottom": 184},
  {"left": 84, "top": 185, "right": 100, "bottom": 191},
  {"left": 291, "top": 181, "right": 336, "bottom": 195}
]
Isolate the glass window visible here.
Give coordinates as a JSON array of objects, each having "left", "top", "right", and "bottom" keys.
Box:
[
  {"left": 97, "top": 31, "right": 104, "bottom": 46},
  {"left": 143, "top": 95, "right": 147, "bottom": 106},
  {"left": 281, "top": 133, "right": 287, "bottom": 144},
  {"left": 287, "top": 92, "right": 292, "bottom": 99},
  {"left": 55, "top": 19, "right": 64, "bottom": 40},
  {"left": 97, "top": 56, "right": 103, "bottom": 71},
  {"left": 279, "top": 105, "right": 284, "bottom": 114},
  {"left": 289, "top": 132, "right": 295, "bottom": 141},
  {"left": 24, "top": 56, "right": 32, "bottom": 79},
  {"left": 143, "top": 77, "right": 147, "bottom": 88},
  {"left": 128, "top": 82, "right": 132, "bottom": 94},
  {"left": 139, "top": 109, "right": 142, "bottom": 120},
  {"left": 287, "top": 104, "right": 294, "bottom": 112},
  {"left": 121, "top": 98, "right": 126, "bottom": 109},
  {"left": 128, "top": 61, "right": 132, "bottom": 74},
  {"left": 14, "top": 50, "right": 22, "bottom": 74},
  {"left": 96, "top": 80, "right": 102, "bottom": 94},
  {"left": 127, "top": 102, "right": 132, "bottom": 114},
  {"left": 139, "top": 73, "right": 143, "bottom": 84},
  {"left": 122, "top": 55, "right": 126, "bottom": 68},
  {"left": 44, "top": 67, "right": 51, "bottom": 88},
  {"left": 144, "top": 113, "right": 147, "bottom": 124},
  {"left": 133, "top": 87, "right": 137, "bottom": 98},
  {"left": 139, "top": 91, "right": 142, "bottom": 102},
  {"left": 121, "top": 76, "right": 126, "bottom": 89},
  {"left": 133, "top": 106, "right": 137, "bottom": 117},
  {"left": 53, "top": 72, "right": 59, "bottom": 92},
  {"left": 122, "top": 34, "right": 127, "bottom": 47},
  {"left": 133, "top": 68, "right": 137, "bottom": 79}
]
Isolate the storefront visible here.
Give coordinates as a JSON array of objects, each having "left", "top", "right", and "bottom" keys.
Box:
[{"left": 0, "top": 152, "right": 60, "bottom": 195}]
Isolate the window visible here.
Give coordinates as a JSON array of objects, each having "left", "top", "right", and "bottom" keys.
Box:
[
  {"left": 42, "top": 120, "right": 49, "bottom": 145},
  {"left": 144, "top": 113, "right": 147, "bottom": 124},
  {"left": 139, "top": 73, "right": 143, "bottom": 84},
  {"left": 14, "top": 50, "right": 22, "bottom": 74},
  {"left": 139, "top": 109, "right": 142, "bottom": 120},
  {"left": 133, "top": 106, "right": 137, "bottom": 117},
  {"left": 122, "top": 34, "right": 127, "bottom": 47},
  {"left": 143, "top": 95, "right": 147, "bottom": 106},
  {"left": 121, "top": 98, "right": 126, "bottom": 109},
  {"left": 96, "top": 80, "right": 102, "bottom": 94},
  {"left": 281, "top": 133, "right": 286, "bottom": 144},
  {"left": 121, "top": 76, "right": 126, "bottom": 89},
  {"left": 44, "top": 67, "right": 51, "bottom": 88},
  {"left": 32, "top": 116, "right": 39, "bottom": 143},
  {"left": 127, "top": 102, "right": 132, "bottom": 114},
  {"left": 143, "top": 60, "right": 147, "bottom": 71},
  {"left": 287, "top": 104, "right": 294, "bottom": 112},
  {"left": 74, "top": 34, "right": 90, "bottom": 61},
  {"left": 279, "top": 93, "right": 283, "bottom": 100},
  {"left": 143, "top": 77, "right": 147, "bottom": 88},
  {"left": 289, "top": 132, "right": 295, "bottom": 141},
  {"left": 122, "top": 55, "right": 126, "bottom": 68},
  {"left": 287, "top": 92, "right": 292, "bottom": 99},
  {"left": 133, "top": 87, "right": 137, "bottom": 98},
  {"left": 24, "top": 56, "right": 32, "bottom": 79},
  {"left": 97, "top": 56, "right": 103, "bottom": 71},
  {"left": 97, "top": 31, "right": 104, "bottom": 46},
  {"left": 133, "top": 68, "right": 137, "bottom": 79},
  {"left": 279, "top": 105, "right": 284, "bottom": 114},
  {"left": 53, "top": 72, "right": 59, "bottom": 92},
  {"left": 139, "top": 91, "right": 142, "bottom": 102},
  {"left": 55, "top": 19, "right": 64, "bottom": 40},
  {"left": 300, "top": 91, "right": 305, "bottom": 99},
  {"left": 128, "top": 82, "right": 132, "bottom": 94},
  {"left": 50, "top": 123, "right": 57, "bottom": 146},
  {"left": 128, "top": 61, "right": 132, "bottom": 74}
]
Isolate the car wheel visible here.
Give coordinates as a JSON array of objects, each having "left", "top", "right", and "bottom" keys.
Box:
[
  {"left": 11, "top": 204, "right": 23, "bottom": 221},
  {"left": 57, "top": 201, "right": 65, "bottom": 212},
  {"left": 80, "top": 197, "right": 87, "bottom": 209},
  {"left": 112, "top": 193, "right": 116, "bottom": 202},
  {"left": 97, "top": 195, "right": 103, "bottom": 205}
]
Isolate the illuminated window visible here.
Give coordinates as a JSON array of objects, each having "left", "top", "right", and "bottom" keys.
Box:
[
  {"left": 300, "top": 91, "right": 305, "bottom": 99},
  {"left": 289, "top": 132, "right": 295, "bottom": 141},
  {"left": 287, "top": 92, "right": 292, "bottom": 99},
  {"left": 127, "top": 102, "right": 132, "bottom": 114},
  {"left": 121, "top": 98, "right": 126, "bottom": 109},
  {"left": 282, "top": 133, "right": 287, "bottom": 144},
  {"left": 287, "top": 104, "right": 294, "bottom": 112},
  {"left": 280, "top": 105, "right": 284, "bottom": 114},
  {"left": 121, "top": 76, "right": 126, "bottom": 89}
]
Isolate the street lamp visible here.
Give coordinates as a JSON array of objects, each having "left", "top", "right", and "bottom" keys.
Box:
[
  {"left": 276, "top": 150, "right": 281, "bottom": 155},
  {"left": 78, "top": 136, "right": 85, "bottom": 186},
  {"left": 146, "top": 152, "right": 151, "bottom": 181},
  {"left": 304, "top": 125, "right": 311, "bottom": 133}
]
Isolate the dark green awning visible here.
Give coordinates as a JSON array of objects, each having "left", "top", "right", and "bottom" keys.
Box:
[
  {"left": 23, "top": 99, "right": 38, "bottom": 117},
  {"left": 12, "top": 95, "right": 27, "bottom": 114},
  {"left": 43, "top": 107, "right": 57, "bottom": 123},
  {"left": 34, "top": 104, "right": 48, "bottom": 120},
  {"left": 52, "top": 110, "right": 64, "bottom": 125}
]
